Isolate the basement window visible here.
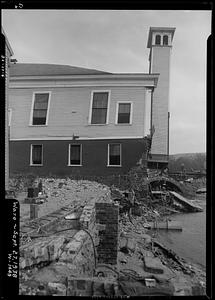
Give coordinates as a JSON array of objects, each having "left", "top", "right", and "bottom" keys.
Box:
[
  {"left": 30, "top": 144, "right": 43, "bottom": 166},
  {"left": 90, "top": 91, "right": 109, "bottom": 124},
  {"left": 68, "top": 144, "right": 82, "bottom": 166},
  {"left": 108, "top": 144, "right": 121, "bottom": 167},
  {"left": 30, "top": 92, "right": 51, "bottom": 125},
  {"left": 116, "top": 102, "right": 132, "bottom": 124}
]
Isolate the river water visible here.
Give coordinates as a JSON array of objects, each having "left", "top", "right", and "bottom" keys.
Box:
[{"left": 151, "top": 194, "right": 206, "bottom": 270}]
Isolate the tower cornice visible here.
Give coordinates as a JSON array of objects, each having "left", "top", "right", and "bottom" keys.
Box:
[{"left": 147, "top": 27, "right": 176, "bottom": 48}]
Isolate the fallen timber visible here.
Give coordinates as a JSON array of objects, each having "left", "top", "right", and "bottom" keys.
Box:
[
  {"left": 147, "top": 220, "right": 182, "bottom": 231},
  {"left": 169, "top": 191, "right": 203, "bottom": 212}
]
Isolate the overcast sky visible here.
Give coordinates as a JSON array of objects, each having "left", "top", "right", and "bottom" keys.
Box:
[{"left": 2, "top": 10, "right": 211, "bottom": 154}]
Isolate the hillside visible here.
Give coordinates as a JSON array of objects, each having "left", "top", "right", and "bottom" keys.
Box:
[{"left": 168, "top": 153, "right": 206, "bottom": 173}]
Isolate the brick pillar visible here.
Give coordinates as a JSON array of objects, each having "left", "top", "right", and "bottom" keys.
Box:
[{"left": 95, "top": 202, "right": 119, "bottom": 265}]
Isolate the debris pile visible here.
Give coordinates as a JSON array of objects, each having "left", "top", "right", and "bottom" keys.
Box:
[{"left": 15, "top": 173, "right": 206, "bottom": 296}]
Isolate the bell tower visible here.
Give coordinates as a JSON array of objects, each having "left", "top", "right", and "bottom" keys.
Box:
[{"left": 147, "top": 27, "right": 175, "bottom": 168}]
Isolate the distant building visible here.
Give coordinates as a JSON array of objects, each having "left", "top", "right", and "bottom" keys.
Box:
[{"left": 8, "top": 27, "right": 175, "bottom": 176}]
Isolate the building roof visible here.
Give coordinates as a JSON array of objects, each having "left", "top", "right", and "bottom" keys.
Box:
[
  {"left": 147, "top": 27, "right": 176, "bottom": 48},
  {"left": 9, "top": 63, "right": 160, "bottom": 88},
  {"left": 10, "top": 63, "right": 112, "bottom": 77},
  {"left": 1, "top": 27, "right": 14, "bottom": 56}
]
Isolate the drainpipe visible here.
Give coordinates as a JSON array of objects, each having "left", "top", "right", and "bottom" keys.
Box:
[
  {"left": 148, "top": 87, "right": 154, "bottom": 164},
  {"left": 167, "top": 111, "right": 170, "bottom": 160}
]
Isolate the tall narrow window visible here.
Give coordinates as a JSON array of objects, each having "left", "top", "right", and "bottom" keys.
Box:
[
  {"left": 155, "top": 35, "right": 161, "bottom": 45},
  {"left": 32, "top": 93, "right": 50, "bottom": 125},
  {"left": 69, "top": 144, "right": 82, "bottom": 166},
  {"left": 31, "top": 145, "right": 43, "bottom": 165},
  {"left": 108, "top": 144, "right": 121, "bottom": 166},
  {"left": 163, "top": 35, "right": 168, "bottom": 45},
  {"left": 117, "top": 102, "right": 132, "bottom": 124},
  {"left": 90, "top": 92, "right": 109, "bottom": 124}
]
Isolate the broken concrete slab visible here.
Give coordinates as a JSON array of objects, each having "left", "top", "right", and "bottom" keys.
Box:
[
  {"left": 143, "top": 256, "right": 164, "bottom": 274},
  {"left": 20, "top": 235, "right": 67, "bottom": 269},
  {"left": 60, "top": 240, "right": 82, "bottom": 262}
]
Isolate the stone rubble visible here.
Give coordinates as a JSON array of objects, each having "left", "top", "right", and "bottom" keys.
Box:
[{"left": 14, "top": 176, "right": 206, "bottom": 296}]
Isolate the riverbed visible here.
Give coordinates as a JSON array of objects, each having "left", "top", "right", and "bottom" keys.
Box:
[{"left": 151, "top": 194, "right": 206, "bottom": 270}]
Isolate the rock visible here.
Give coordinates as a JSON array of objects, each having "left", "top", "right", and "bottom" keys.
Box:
[
  {"left": 104, "top": 282, "right": 115, "bottom": 296},
  {"left": 143, "top": 257, "right": 164, "bottom": 274},
  {"left": 60, "top": 240, "right": 82, "bottom": 262},
  {"left": 120, "top": 258, "right": 127, "bottom": 264},
  {"left": 131, "top": 206, "right": 143, "bottom": 216},
  {"left": 196, "top": 188, "right": 206, "bottom": 194},
  {"left": 48, "top": 282, "right": 66, "bottom": 295},
  {"left": 20, "top": 236, "right": 66, "bottom": 269},
  {"left": 93, "top": 281, "right": 105, "bottom": 296},
  {"left": 126, "top": 238, "right": 136, "bottom": 252},
  {"left": 141, "top": 234, "right": 152, "bottom": 244}
]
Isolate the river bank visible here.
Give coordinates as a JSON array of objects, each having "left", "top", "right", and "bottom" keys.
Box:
[
  {"left": 116, "top": 176, "right": 207, "bottom": 295},
  {"left": 119, "top": 211, "right": 206, "bottom": 295}
]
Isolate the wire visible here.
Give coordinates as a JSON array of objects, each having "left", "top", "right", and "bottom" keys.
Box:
[
  {"left": 28, "top": 226, "right": 97, "bottom": 276},
  {"left": 81, "top": 228, "right": 97, "bottom": 275},
  {"left": 29, "top": 226, "right": 76, "bottom": 238},
  {"left": 96, "top": 264, "right": 120, "bottom": 276}
]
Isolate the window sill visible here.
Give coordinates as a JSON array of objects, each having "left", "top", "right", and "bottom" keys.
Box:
[
  {"left": 115, "top": 123, "right": 132, "bottom": 126},
  {"left": 30, "top": 164, "right": 43, "bottom": 167},
  {"left": 87, "top": 124, "right": 108, "bottom": 126},
  {"left": 107, "top": 165, "right": 122, "bottom": 167},
  {"left": 29, "top": 125, "right": 48, "bottom": 127},
  {"left": 67, "top": 164, "right": 83, "bottom": 167}
]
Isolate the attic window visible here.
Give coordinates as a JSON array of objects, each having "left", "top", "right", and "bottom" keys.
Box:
[
  {"left": 31, "top": 92, "right": 51, "bottom": 125},
  {"left": 155, "top": 35, "right": 161, "bottom": 45},
  {"left": 163, "top": 35, "right": 169, "bottom": 45}
]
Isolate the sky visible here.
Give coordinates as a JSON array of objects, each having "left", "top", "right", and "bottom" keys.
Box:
[{"left": 2, "top": 10, "right": 211, "bottom": 154}]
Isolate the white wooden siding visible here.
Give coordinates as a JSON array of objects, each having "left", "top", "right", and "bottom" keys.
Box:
[
  {"left": 150, "top": 47, "right": 171, "bottom": 155},
  {"left": 9, "top": 86, "right": 147, "bottom": 139}
]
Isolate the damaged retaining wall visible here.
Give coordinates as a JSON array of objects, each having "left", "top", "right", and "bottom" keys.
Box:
[{"left": 20, "top": 192, "right": 119, "bottom": 296}]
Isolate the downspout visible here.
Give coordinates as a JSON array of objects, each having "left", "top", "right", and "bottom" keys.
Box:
[
  {"left": 145, "top": 87, "right": 154, "bottom": 169},
  {"left": 167, "top": 111, "right": 170, "bottom": 160}
]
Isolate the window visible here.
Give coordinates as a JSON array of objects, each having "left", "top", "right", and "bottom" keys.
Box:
[
  {"left": 155, "top": 35, "right": 161, "bottom": 45},
  {"left": 90, "top": 91, "right": 109, "bottom": 124},
  {"left": 163, "top": 35, "right": 168, "bottom": 45},
  {"left": 69, "top": 144, "right": 82, "bottom": 166},
  {"left": 116, "top": 102, "right": 132, "bottom": 124},
  {"left": 31, "top": 93, "right": 50, "bottom": 125},
  {"left": 108, "top": 144, "right": 121, "bottom": 166},
  {"left": 31, "top": 145, "right": 43, "bottom": 165}
]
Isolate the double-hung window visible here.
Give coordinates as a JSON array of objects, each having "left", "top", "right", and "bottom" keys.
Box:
[
  {"left": 68, "top": 144, "right": 82, "bottom": 166},
  {"left": 30, "top": 144, "right": 43, "bottom": 166},
  {"left": 90, "top": 91, "right": 109, "bottom": 124},
  {"left": 108, "top": 144, "right": 121, "bottom": 166},
  {"left": 116, "top": 102, "right": 132, "bottom": 124},
  {"left": 31, "top": 92, "right": 50, "bottom": 125}
]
